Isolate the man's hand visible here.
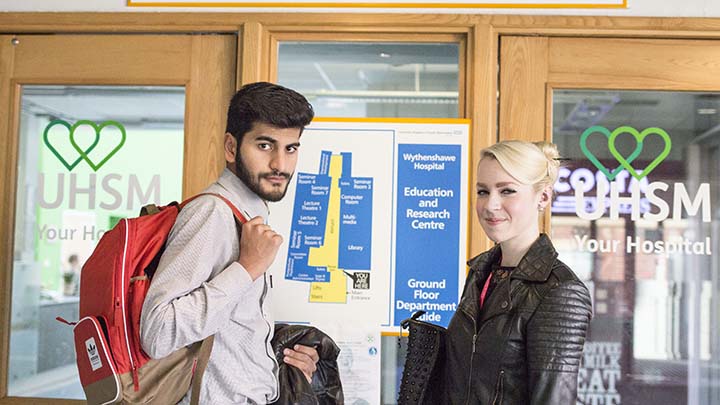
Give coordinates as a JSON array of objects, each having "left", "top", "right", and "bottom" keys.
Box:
[
  {"left": 283, "top": 344, "right": 319, "bottom": 383},
  {"left": 237, "top": 216, "right": 283, "bottom": 280}
]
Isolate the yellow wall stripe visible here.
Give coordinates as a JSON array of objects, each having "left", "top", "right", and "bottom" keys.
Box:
[{"left": 128, "top": 0, "right": 627, "bottom": 9}]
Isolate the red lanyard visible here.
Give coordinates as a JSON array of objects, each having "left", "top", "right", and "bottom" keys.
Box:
[{"left": 479, "top": 272, "right": 493, "bottom": 309}]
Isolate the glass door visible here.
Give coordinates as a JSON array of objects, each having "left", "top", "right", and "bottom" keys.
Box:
[
  {"left": 271, "top": 33, "right": 464, "bottom": 405},
  {"left": 499, "top": 36, "right": 720, "bottom": 405},
  {"left": 0, "top": 34, "right": 236, "bottom": 402}
]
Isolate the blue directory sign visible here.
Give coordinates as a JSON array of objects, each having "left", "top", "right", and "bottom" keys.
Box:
[{"left": 394, "top": 144, "right": 461, "bottom": 327}]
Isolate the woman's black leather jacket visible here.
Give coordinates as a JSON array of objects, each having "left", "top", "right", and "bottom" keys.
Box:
[{"left": 443, "top": 234, "right": 592, "bottom": 404}]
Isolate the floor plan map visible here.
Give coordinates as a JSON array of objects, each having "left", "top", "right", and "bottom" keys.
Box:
[{"left": 285, "top": 150, "right": 373, "bottom": 303}]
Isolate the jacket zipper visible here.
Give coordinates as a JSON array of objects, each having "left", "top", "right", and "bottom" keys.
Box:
[
  {"left": 460, "top": 308, "right": 478, "bottom": 405},
  {"left": 492, "top": 370, "right": 505, "bottom": 405},
  {"left": 480, "top": 282, "right": 518, "bottom": 404},
  {"left": 459, "top": 278, "right": 519, "bottom": 405}
]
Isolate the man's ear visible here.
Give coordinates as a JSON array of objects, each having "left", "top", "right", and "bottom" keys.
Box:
[{"left": 224, "top": 133, "right": 237, "bottom": 164}]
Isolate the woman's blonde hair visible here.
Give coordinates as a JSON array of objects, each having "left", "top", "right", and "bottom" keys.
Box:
[{"left": 480, "top": 140, "right": 560, "bottom": 191}]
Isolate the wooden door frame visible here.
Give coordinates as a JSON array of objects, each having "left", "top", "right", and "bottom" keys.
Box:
[
  {"left": 498, "top": 34, "right": 720, "bottom": 401},
  {"left": 3, "top": 13, "right": 720, "bottom": 403},
  {"left": 0, "top": 33, "right": 235, "bottom": 404}
]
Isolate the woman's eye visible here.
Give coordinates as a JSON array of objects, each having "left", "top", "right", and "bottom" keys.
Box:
[
  {"left": 501, "top": 189, "right": 516, "bottom": 195},
  {"left": 476, "top": 190, "right": 488, "bottom": 196}
]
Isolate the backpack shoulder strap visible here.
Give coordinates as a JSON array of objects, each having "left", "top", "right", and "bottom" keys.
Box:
[
  {"left": 190, "top": 335, "right": 215, "bottom": 405},
  {"left": 177, "top": 192, "right": 248, "bottom": 405},
  {"left": 179, "top": 192, "right": 249, "bottom": 224}
]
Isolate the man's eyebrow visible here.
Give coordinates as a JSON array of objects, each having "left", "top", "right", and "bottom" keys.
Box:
[{"left": 254, "top": 135, "right": 277, "bottom": 144}]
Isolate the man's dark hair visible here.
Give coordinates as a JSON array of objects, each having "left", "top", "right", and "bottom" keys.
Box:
[{"left": 225, "top": 82, "right": 314, "bottom": 143}]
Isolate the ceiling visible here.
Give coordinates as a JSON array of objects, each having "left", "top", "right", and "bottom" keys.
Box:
[{"left": 21, "top": 86, "right": 186, "bottom": 128}]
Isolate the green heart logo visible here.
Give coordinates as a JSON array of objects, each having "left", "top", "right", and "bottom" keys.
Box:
[
  {"left": 43, "top": 120, "right": 100, "bottom": 171},
  {"left": 580, "top": 126, "right": 642, "bottom": 181},
  {"left": 608, "top": 126, "right": 671, "bottom": 180},
  {"left": 68, "top": 120, "right": 126, "bottom": 172}
]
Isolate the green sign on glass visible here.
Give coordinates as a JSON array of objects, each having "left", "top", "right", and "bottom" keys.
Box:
[
  {"left": 43, "top": 119, "right": 126, "bottom": 172},
  {"left": 580, "top": 125, "right": 672, "bottom": 181}
]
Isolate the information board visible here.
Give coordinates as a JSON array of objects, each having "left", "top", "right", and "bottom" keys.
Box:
[{"left": 268, "top": 118, "right": 470, "bottom": 331}]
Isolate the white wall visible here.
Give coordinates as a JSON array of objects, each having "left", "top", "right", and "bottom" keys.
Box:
[{"left": 1, "top": 0, "right": 719, "bottom": 17}]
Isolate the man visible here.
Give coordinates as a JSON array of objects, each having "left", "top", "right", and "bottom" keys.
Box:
[
  {"left": 62, "top": 254, "right": 81, "bottom": 296},
  {"left": 140, "top": 82, "right": 318, "bottom": 404}
]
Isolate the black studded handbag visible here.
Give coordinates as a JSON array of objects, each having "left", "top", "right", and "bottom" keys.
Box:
[{"left": 398, "top": 311, "right": 447, "bottom": 405}]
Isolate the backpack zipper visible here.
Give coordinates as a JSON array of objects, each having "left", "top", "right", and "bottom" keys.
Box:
[{"left": 120, "top": 219, "right": 138, "bottom": 390}]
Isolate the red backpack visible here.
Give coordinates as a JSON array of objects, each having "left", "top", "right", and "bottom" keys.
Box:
[{"left": 58, "top": 193, "right": 246, "bottom": 405}]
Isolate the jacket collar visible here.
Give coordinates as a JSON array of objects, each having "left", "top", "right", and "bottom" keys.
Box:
[
  {"left": 459, "top": 234, "right": 558, "bottom": 325},
  {"left": 466, "top": 245, "right": 501, "bottom": 280},
  {"left": 509, "top": 234, "right": 558, "bottom": 282},
  {"left": 467, "top": 233, "right": 558, "bottom": 283}
]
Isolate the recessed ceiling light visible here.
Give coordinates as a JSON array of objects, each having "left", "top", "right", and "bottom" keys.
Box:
[
  {"left": 698, "top": 108, "right": 717, "bottom": 115},
  {"left": 379, "top": 52, "right": 391, "bottom": 58}
]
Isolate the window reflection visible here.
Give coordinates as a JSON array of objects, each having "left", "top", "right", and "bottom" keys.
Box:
[
  {"left": 11, "top": 86, "right": 185, "bottom": 399},
  {"left": 278, "top": 42, "right": 459, "bottom": 119},
  {"left": 552, "top": 90, "right": 720, "bottom": 404}
]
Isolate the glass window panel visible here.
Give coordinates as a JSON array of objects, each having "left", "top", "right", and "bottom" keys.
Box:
[
  {"left": 552, "top": 89, "right": 720, "bottom": 405},
  {"left": 277, "top": 42, "right": 459, "bottom": 118},
  {"left": 278, "top": 41, "right": 460, "bottom": 404},
  {"left": 10, "top": 85, "right": 185, "bottom": 399}
]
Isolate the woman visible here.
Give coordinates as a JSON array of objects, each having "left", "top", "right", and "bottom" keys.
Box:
[{"left": 444, "top": 140, "right": 592, "bottom": 404}]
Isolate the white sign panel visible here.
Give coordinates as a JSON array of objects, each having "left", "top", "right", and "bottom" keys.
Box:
[
  {"left": 315, "top": 323, "right": 382, "bottom": 405},
  {"left": 128, "top": 0, "right": 626, "bottom": 9}
]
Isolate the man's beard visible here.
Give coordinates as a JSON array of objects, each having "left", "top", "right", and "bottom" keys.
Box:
[{"left": 235, "top": 153, "right": 293, "bottom": 202}]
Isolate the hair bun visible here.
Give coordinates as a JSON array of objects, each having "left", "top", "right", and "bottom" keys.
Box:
[
  {"left": 533, "top": 141, "right": 561, "bottom": 184},
  {"left": 481, "top": 140, "right": 562, "bottom": 189},
  {"left": 533, "top": 141, "right": 559, "bottom": 160}
]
